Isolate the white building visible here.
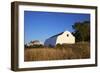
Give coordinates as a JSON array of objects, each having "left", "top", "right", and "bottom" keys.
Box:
[
  {"left": 44, "top": 31, "right": 75, "bottom": 47},
  {"left": 26, "top": 40, "right": 42, "bottom": 47}
]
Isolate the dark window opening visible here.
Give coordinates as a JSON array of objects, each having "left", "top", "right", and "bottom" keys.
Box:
[{"left": 67, "top": 34, "right": 69, "bottom": 37}]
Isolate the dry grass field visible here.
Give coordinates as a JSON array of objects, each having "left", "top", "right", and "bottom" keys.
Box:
[{"left": 24, "top": 42, "right": 90, "bottom": 61}]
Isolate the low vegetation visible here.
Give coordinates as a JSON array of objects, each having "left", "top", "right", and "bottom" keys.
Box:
[
  {"left": 24, "top": 42, "right": 90, "bottom": 61},
  {"left": 25, "top": 44, "right": 44, "bottom": 48}
]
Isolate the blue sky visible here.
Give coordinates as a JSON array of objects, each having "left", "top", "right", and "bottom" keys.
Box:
[{"left": 24, "top": 11, "right": 90, "bottom": 44}]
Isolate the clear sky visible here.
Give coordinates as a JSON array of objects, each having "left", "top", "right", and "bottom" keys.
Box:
[{"left": 24, "top": 11, "right": 90, "bottom": 44}]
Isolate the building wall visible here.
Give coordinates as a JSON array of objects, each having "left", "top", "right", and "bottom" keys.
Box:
[
  {"left": 44, "top": 31, "right": 75, "bottom": 46},
  {"left": 56, "top": 31, "right": 75, "bottom": 44},
  {"left": 44, "top": 36, "right": 57, "bottom": 46}
]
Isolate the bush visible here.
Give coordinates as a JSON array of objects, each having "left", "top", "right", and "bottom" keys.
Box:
[
  {"left": 56, "top": 44, "right": 63, "bottom": 49},
  {"left": 25, "top": 44, "right": 44, "bottom": 48}
]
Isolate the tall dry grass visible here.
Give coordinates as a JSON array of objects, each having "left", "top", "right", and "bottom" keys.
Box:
[{"left": 24, "top": 42, "right": 90, "bottom": 61}]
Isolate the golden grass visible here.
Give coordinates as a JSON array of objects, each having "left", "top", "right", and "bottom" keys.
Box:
[{"left": 24, "top": 42, "right": 90, "bottom": 61}]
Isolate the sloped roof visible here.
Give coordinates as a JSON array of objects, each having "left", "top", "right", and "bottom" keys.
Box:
[
  {"left": 49, "top": 32, "right": 64, "bottom": 38},
  {"left": 49, "top": 31, "right": 72, "bottom": 38}
]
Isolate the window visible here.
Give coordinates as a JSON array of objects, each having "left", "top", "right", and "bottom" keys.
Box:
[{"left": 67, "top": 34, "right": 69, "bottom": 37}]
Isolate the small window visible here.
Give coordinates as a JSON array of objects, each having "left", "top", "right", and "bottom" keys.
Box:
[{"left": 67, "top": 34, "right": 69, "bottom": 37}]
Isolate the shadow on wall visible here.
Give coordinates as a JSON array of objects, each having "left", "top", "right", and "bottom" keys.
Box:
[{"left": 44, "top": 36, "right": 57, "bottom": 47}]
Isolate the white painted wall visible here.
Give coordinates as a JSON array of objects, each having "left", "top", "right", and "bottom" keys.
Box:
[
  {"left": 0, "top": 0, "right": 99, "bottom": 73},
  {"left": 56, "top": 31, "right": 75, "bottom": 44}
]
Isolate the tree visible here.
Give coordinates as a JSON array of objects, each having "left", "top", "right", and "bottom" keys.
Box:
[{"left": 72, "top": 21, "right": 90, "bottom": 42}]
